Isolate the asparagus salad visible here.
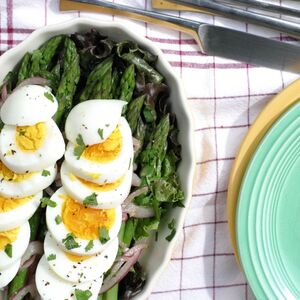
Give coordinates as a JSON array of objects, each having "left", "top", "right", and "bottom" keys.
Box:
[{"left": 0, "top": 29, "right": 184, "bottom": 300}]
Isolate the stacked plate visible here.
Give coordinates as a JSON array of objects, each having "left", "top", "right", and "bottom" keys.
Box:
[{"left": 227, "top": 78, "right": 300, "bottom": 299}]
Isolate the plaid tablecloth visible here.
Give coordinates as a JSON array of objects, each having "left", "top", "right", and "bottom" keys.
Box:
[{"left": 1, "top": 1, "right": 299, "bottom": 299}]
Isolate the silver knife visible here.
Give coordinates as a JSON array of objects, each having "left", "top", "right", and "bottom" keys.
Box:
[
  {"left": 168, "top": 0, "right": 300, "bottom": 37},
  {"left": 219, "top": 0, "right": 300, "bottom": 18},
  {"left": 71, "top": 0, "right": 300, "bottom": 73}
]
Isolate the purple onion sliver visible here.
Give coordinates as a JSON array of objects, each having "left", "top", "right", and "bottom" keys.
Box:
[
  {"left": 20, "top": 241, "right": 43, "bottom": 266},
  {"left": 15, "top": 77, "right": 50, "bottom": 90},
  {"left": 122, "top": 186, "right": 149, "bottom": 207},
  {"left": 9, "top": 284, "right": 37, "bottom": 300},
  {"left": 99, "top": 243, "right": 148, "bottom": 294}
]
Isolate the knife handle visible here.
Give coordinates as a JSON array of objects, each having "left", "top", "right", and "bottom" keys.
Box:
[{"left": 60, "top": 0, "right": 203, "bottom": 50}]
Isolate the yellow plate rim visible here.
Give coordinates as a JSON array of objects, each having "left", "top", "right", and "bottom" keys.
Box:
[{"left": 227, "top": 77, "right": 300, "bottom": 263}]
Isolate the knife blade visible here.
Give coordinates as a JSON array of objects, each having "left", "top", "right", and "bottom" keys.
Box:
[{"left": 70, "top": 0, "right": 300, "bottom": 73}]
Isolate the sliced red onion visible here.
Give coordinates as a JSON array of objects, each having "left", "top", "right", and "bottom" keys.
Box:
[
  {"left": 20, "top": 254, "right": 36, "bottom": 270},
  {"left": 132, "top": 137, "right": 141, "bottom": 153},
  {"left": 122, "top": 186, "right": 154, "bottom": 218},
  {"left": 123, "top": 203, "right": 155, "bottom": 218},
  {"left": 20, "top": 241, "right": 43, "bottom": 267},
  {"left": 123, "top": 187, "right": 149, "bottom": 207},
  {"left": 100, "top": 243, "right": 148, "bottom": 294},
  {"left": 132, "top": 173, "right": 141, "bottom": 187},
  {"left": 1, "top": 81, "right": 7, "bottom": 102},
  {"left": 16, "top": 77, "right": 49, "bottom": 89},
  {"left": 122, "top": 212, "right": 128, "bottom": 222},
  {"left": 45, "top": 187, "right": 55, "bottom": 197},
  {"left": 0, "top": 287, "right": 8, "bottom": 300},
  {"left": 9, "top": 283, "right": 37, "bottom": 300}
]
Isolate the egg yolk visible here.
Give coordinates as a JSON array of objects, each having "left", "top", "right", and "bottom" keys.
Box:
[
  {"left": 82, "top": 127, "right": 122, "bottom": 163},
  {"left": 61, "top": 195, "right": 115, "bottom": 240},
  {"left": 15, "top": 122, "right": 47, "bottom": 152},
  {"left": 76, "top": 175, "right": 124, "bottom": 192},
  {"left": 0, "top": 161, "right": 34, "bottom": 182},
  {"left": 0, "top": 195, "right": 32, "bottom": 212},
  {"left": 0, "top": 227, "right": 19, "bottom": 250},
  {"left": 65, "top": 252, "right": 92, "bottom": 262}
]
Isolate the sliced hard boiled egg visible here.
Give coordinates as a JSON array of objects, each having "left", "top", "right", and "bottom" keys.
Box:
[
  {"left": 0, "top": 192, "right": 41, "bottom": 231},
  {"left": 44, "top": 232, "right": 118, "bottom": 283},
  {"left": 65, "top": 117, "right": 133, "bottom": 185},
  {"left": 0, "top": 222, "right": 30, "bottom": 270},
  {"left": 65, "top": 99, "right": 126, "bottom": 146},
  {"left": 46, "top": 187, "right": 122, "bottom": 255},
  {"left": 36, "top": 255, "right": 103, "bottom": 300},
  {"left": 0, "top": 162, "right": 56, "bottom": 198},
  {"left": 1, "top": 85, "right": 58, "bottom": 126},
  {"left": 0, "top": 119, "right": 65, "bottom": 173},
  {"left": 61, "top": 161, "right": 132, "bottom": 209},
  {"left": 0, "top": 258, "right": 21, "bottom": 288}
]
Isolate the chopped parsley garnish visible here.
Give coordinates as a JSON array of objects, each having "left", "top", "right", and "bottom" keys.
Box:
[
  {"left": 165, "top": 218, "right": 176, "bottom": 242},
  {"left": 42, "top": 169, "right": 51, "bottom": 177},
  {"left": 85, "top": 240, "right": 94, "bottom": 252},
  {"left": 62, "top": 233, "right": 80, "bottom": 250},
  {"left": 74, "top": 289, "right": 92, "bottom": 300},
  {"left": 47, "top": 254, "right": 56, "bottom": 261},
  {"left": 44, "top": 91, "right": 54, "bottom": 102},
  {"left": 83, "top": 193, "right": 98, "bottom": 206},
  {"left": 97, "top": 128, "right": 104, "bottom": 139},
  {"left": 105, "top": 124, "right": 110, "bottom": 127},
  {"left": 99, "top": 227, "right": 110, "bottom": 244},
  {"left": 40, "top": 197, "right": 57, "bottom": 208},
  {"left": 4, "top": 244, "right": 12, "bottom": 258},
  {"left": 74, "top": 134, "right": 86, "bottom": 160},
  {"left": 55, "top": 215, "right": 62, "bottom": 225}
]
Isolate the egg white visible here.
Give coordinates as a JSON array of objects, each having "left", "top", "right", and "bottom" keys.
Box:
[
  {"left": 65, "top": 99, "right": 126, "bottom": 146},
  {"left": 61, "top": 161, "right": 133, "bottom": 209},
  {"left": 0, "top": 222, "right": 30, "bottom": 270},
  {"left": 0, "top": 85, "right": 58, "bottom": 126},
  {"left": 0, "top": 192, "right": 42, "bottom": 231},
  {"left": 0, "top": 164, "right": 56, "bottom": 198},
  {"left": 0, "top": 258, "right": 21, "bottom": 288},
  {"left": 65, "top": 117, "right": 133, "bottom": 185},
  {"left": 44, "top": 233, "right": 118, "bottom": 283},
  {"left": 46, "top": 187, "right": 122, "bottom": 255},
  {"left": 0, "top": 119, "right": 65, "bottom": 173},
  {"left": 36, "top": 255, "right": 103, "bottom": 300}
]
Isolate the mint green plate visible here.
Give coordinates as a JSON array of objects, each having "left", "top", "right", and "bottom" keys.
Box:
[{"left": 237, "top": 101, "right": 300, "bottom": 299}]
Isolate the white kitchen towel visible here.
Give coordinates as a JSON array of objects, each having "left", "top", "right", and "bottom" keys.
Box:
[{"left": 0, "top": 0, "right": 299, "bottom": 299}]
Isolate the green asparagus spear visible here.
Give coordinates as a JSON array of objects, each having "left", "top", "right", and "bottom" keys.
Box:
[
  {"left": 118, "top": 64, "right": 135, "bottom": 104},
  {"left": 111, "top": 69, "right": 120, "bottom": 99},
  {"left": 79, "top": 57, "right": 113, "bottom": 102},
  {"left": 126, "top": 95, "right": 145, "bottom": 134},
  {"left": 29, "top": 49, "right": 43, "bottom": 76},
  {"left": 91, "top": 62, "right": 112, "bottom": 99},
  {"left": 54, "top": 37, "right": 80, "bottom": 124},
  {"left": 17, "top": 52, "right": 31, "bottom": 84},
  {"left": 121, "top": 53, "right": 163, "bottom": 84},
  {"left": 38, "top": 35, "right": 63, "bottom": 71},
  {"left": 29, "top": 36, "right": 63, "bottom": 76},
  {"left": 7, "top": 269, "right": 28, "bottom": 297},
  {"left": 123, "top": 218, "right": 137, "bottom": 247},
  {"left": 2, "top": 71, "right": 16, "bottom": 94},
  {"left": 140, "top": 114, "right": 170, "bottom": 179}
]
